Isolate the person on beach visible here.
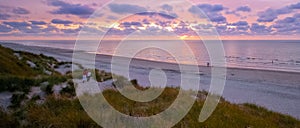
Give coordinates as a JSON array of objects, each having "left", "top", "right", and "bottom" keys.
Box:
[
  {"left": 82, "top": 69, "right": 88, "bottom": 83},
  {"left": 87, "top": 71, "right": 91, "bottom": 82},
  {"left": 207, "top": 62, "right": 210, "bottom": 67}
]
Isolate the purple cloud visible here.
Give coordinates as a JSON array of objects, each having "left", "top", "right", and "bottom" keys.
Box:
[
  {"left": 277, "top": 17, "right": 296, "bottom": 23},
  {"left": 233, "top": 21, "right": 250, "bottom": 31},
  {"left": 12, "top": 7, "right": 30, "bottom": 14},
  {"left": 210, "top": 15, "right": 227, "bottom": 23},
  {"left": 290, "top": 2, "right": 300, "bottom": 9},
  {"left": 51, "top": 19, "right": 73, "bottom": 25},
  {"left": 226, "top": 6, "right": 251, "bottom": 18},
  {"left": 108, "top": 4, "right": 147, "bottom": 14},
  {"left": 3, "top": 21, "right": 30, "bottom": 29},
  {"left": 197, "top": 4, "right": 224, "bottom": 12},
  {"left": 1, "top": 21, "right": 54, "bottom": 34},
  {"left": 257, "top": 9, "right": 278, "bottom": 22},
  {"left": 161, "top": 4, "right": 173, "bottom": 12},
  {"left": 250, "top": 23, "right": 273, "bottom": 34},
  {"left": 236, "top": 6, "right": 251, "bottom": 12},
  {"left": 47, "top": 0, "right": 94, "bottom": 18},
  {"left": 0, "top": 13, "right": 11, "bottom": 20},
  {"left": 257, "top": 2, "right": 300, "bottom": 22},
  {"left": 120, "top": 22, "right": 142, "bottom": 28},
  {"left": 61, "top": 27, "right": 81, "bottom": 34},
  {"left": 30, "top": 21, "right": 47, "bottom": 25},
  {"left": 106, "top": 27, "right": 135, "bottom": 36},
  {"left": 272, "top": 14, "right": 300, "bottom": 34},
  {"left": 232, "top": 21, "right": 248, "bottom": 26},
  {"left": 188, "top": 4, "right": 226, "bottom": 23},
  {"left": 0, "top": 24, "right": 13, "bottom": 32},
  {"left": 294, "top": 13, "right": 300, "bottom": 18}
]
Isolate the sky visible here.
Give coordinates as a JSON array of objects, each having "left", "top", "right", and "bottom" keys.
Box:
[{"left": 0, "top": 0, "right": 300, "bottom": 40}]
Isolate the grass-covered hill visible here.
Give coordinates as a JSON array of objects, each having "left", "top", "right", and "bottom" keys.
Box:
[
  {"left": 0, "top": 45, "right": 299, "bottom": 127},
  {"left": 0, "top": 45, "right": 69, "bottom": 93},
  {"left": 0, "top": 45, "right": 36, "bottom": 76},
  {"left": 2, "top": 88, "right": 299, "bottom": 128}
]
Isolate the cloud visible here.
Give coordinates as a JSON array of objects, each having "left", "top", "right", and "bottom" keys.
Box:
[
  {"left": 257, "top": 2, "right": 300, "bottom": 22},
  {"left": 120, "top": 22, "right": 142, "bottom": 28},
  {"left": 30, "top": 21, "right": 47, "bottom": 25},
  {"left": 41, "top": 25, "right": 59, "bottom": 33},
  {"left": 158, "top": 12, "right": 177, "bottom": 19},
  {"left": 61, "top": 27, "right": 81, "bottom": 34},
  {"left": 0, "top": 24, "right": 13, "bottom": 32},
  {"left": 210, "top": 15, "right": 226, "bottom": 23},
  {"left": 294, "top": 13, "right": 300, "bottom": 18},
  {"left": 1, "top": 21, "right": 54, "bottom": 34},
  {"left": 51, "top": 19, "right": 73, "bottom": 25},
  {"left": 257, "top": 7, "right": 293, "bottom": 22},
  {"left": 47, "top": 0, "right": 94, "bottom": 18},
  {"left": 161, "top": 4, "right": 173, "bottom": 12},
  {"left": 12, "top": 7, "right": 30, "bottom": 14},
  {"left": 272, "top": 14, "right": 300, "bottom": 34},
  {"left": 0, "top": 13, "right": 11, "bottom": 20},
  {"left": 232, "top": 21, "right": 250, "bottom": 31},
  {"left": 212, "top": 21, "right": 251, "bottom": 35},
  {"left": 232, "top": 21, "right": 248, "bottom": 26},
  {"left": 108, "top": 4, "right": 147, "bottom": 14},
  {"left": 250, "top": 23, "right": 272, "bottom": 34},
  {"left": 277, "top": 17, "right": 296, "bottom": 24},
  {"left": 257, "top": 9, "right": 278, "bottom": 22},
  {"left": 290, "top": 2, "right": 300, "bottom": 9},
  {"left": 3, "top": 21, "right": 30, "bottom": 29},
  {"left": 106, "top": 27, "right": 135, "bottom": 35},
  {"left": 226, "top": 6, "right": 251, "bottom": 18},
  {"left": 0, "top": 19, "right": 83, "bottom": 35},
  {"left": 236, "top": 6, "right": 251, "bottom": 12},
  {"left": 188, "top": 4, "right": 226, "bottom": 23},
  {"left": 197, "top": 4, "right": 224, "bottom": 12}
]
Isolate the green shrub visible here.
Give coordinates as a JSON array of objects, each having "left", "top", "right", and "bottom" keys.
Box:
[
  {"left": 0, "top": 75, "right": 36, "bottom": 93},
  {"left": 10, "top": 93, "right": 26, "bottom": 108},
  {"left": 60, "top": 80, "right": 76, "bottom": 97}
]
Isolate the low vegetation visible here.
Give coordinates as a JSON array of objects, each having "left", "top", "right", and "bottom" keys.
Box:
[{"left": 1, "top": 87, "right": 299, "bottom": 127}]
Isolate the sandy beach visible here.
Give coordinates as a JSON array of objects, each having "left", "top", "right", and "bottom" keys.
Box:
[
  {"left": 1, "top": 42, "right": 300, "bottom": 119},
  {"left": 2, "top": 42, "right": 300, "bottom": 87}
]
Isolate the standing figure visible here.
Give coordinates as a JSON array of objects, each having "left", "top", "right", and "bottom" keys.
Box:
[
  {"left": 207, "top": 62, "right": 210, "bottom": 67},
  {"left": 82, "top": 69, "right": 88, "bottom": 83},
  {"left": 87, "top": 71, "right": 92, "bottom": 82}
]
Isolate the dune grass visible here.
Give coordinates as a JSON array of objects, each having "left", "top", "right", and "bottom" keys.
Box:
[
  {"left": 0, "top": 87, "right": 298, "bottom": 128},
  {"left": 0, "top": 45, "right": 68, "bottom": 93},
  {"left": 0, "top": 45, "right": 35, "bottom": 76}
]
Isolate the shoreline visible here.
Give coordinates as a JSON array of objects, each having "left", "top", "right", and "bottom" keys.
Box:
[
  {"left": 1, "top": 41, "right": 300, "bottom": 75},
  {"left": 1, "top": 42, "right": 300, "bottom": 89}
]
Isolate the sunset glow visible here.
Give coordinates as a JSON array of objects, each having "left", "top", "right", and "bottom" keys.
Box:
[{"left": 0, "top": 0, "right": 299, "bottom": 40}]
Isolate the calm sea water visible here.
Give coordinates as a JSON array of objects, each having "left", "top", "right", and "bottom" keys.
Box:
[{"left": 7, "top": 40, "right": 300, "bottom": 72}]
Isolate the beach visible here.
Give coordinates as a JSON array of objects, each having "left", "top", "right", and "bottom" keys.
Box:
[{"left": 1, "top": 42, "right": 300, "bottom": 119}]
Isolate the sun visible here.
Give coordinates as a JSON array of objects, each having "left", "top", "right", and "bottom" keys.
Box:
[{"left": 179, "top": 35, "right": 188, "bottom": 40}]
